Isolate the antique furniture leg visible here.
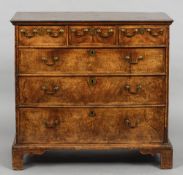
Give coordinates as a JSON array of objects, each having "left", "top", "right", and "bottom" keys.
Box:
[
  {"left": 140, "top": 142, "right": 173, "bottom": 169},
  {"left": 12, "top": 146, "right": 24, "bottom": 170},
  {"left": 160, "top": 147, "right": 173, "bottom": 169}
]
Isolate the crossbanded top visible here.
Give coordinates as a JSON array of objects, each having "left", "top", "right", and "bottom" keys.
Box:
[{"left": 11, "top": 12, "right": 173, "bottom": 24}]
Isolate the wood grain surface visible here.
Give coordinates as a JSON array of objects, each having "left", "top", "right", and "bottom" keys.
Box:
[{"left": 12, "top": 12, "right": 173, "bottom": 170}]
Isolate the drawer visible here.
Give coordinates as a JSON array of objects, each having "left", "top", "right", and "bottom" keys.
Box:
[
  {"left": 17, "top": 107, "right": 165, "bottom": 144},
  {"left": 18, "top": 48, "right": 165, "bottom": 74},
  {"left": 69, "top": 26, "right": 116, "bottom": 46},
  {"left": 18, "top": 26, "right": 67, "bottom": 46},
  {"left": 18, "top": 76, "right": 165, "bottom": 105},
  {"left": 119, "top": 25, "right": 167, "bottom": 46}
]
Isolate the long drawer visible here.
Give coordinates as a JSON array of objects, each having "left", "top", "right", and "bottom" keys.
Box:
[
  {"left": 17, "top": 107, "right": 165, "bottom": 144},
  {"left": 18, "top": 76, "right": 165, "bottom": 106},
  {"left": 18, "top": 48, "right": 165, "bottom": 74}
]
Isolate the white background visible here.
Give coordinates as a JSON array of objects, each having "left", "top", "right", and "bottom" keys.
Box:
[{"left": 0, "top": 0, "right": 182, "bottom": 174}]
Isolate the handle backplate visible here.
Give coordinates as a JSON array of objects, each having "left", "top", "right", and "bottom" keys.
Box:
[
  {"left": 41, "top": 85, "right": 59, "bottom": 95},
  {"left": 124, "top": 118, "right": 140, "bottom": 129},
  {"left": 45, "top": 119, "right": 60, "bottom": 128},
  {"left": 41, "top": 56, "right": 59, "bottom": 66},
  {"left": 20, "top": 28, "right": 65, "bottom": 38},
  {"left": 124, "top": 84, "right": 142, "bottom": 94},
  {"left": 120, "top": 28, "right": 164, "bottom": 38},
  {"left": 124, "top": 55, "right": 144, "bottom": 64}
]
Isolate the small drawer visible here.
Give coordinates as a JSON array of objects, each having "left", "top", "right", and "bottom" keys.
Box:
[
  {"left": 17, "top": 107, "right": 165, "bottom": 144},
  {"left": 18, "top": 26, "right": 67, "bottom": 46},
  {"left": 69, "top": 26, "right": 116, "bottom": 46},
  {"left": 18, "top": 48, "right": 165, "bottom": 74},
  {"left": 119, "top": 25, "right": 167, "bottom": 46},
  {"left": 18, "top": 76, "right": 165, "bottom": 106}
]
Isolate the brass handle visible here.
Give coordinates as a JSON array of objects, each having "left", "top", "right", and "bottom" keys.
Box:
[
  {"left": 45, "top": 119, "right": 60, "bottom": 128},
  {"left": 124, "top": 84, "right": 142, "bottom": 94},
  {"left": 71, "top": 28, "right": 89, "bottom": 37},
  {"left": 20, "top": 28, "right": 65, "bottom": 38},
  {"left": 41, "top": 85, "right": 59, "bottom": 95},
  {"left": 88, "top": 77, "right": 97, "bottom": 86},
  {"left": 88, "top": 49, "right": 96, "bottom": 56},
  {"left": 88, "top": 111, "right": 96, "bottom": 117},
  {"left": 124, "top": 55, "right": 144, "bottom": 64},
  {"left": 46, "top": 28, "right": 65, "bottom": 38},
  {"left": 96, "top": 28, "right": 114, "bottom": 38},
  {"left": 124, "top": 118, "right": 139, "bottom": 129},
  {"left": 20, "top": 28, "right": 38, "bottom": 38},
  {"left": 41, "top": 56, "right": 59, "bottom": 66},
  {"left": 146, "top": 28, "right": 164, "bottom": 37},
  {"left": 120, "top": 28, "right": 139, "bottom": 38}
]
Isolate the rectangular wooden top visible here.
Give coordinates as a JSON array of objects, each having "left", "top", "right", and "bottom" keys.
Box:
[{"left": 11, "top": 12, "right": 173, "bottom": 24}]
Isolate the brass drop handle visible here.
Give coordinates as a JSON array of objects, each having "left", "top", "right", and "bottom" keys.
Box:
[
  {"left": 124, "top": 118, "right": 139, "bottom": 129},
  {"left": 20, "top": 28, "right": 38, "bottom": 38},
  {"left": 96, "top": 28, "right": 114, "bottom": 38},
  {"left": 88, "top": 77, "right": 97, "bottom": 86},
  {"left": 41, "top": 56, "right": 60, "bottom": 66},
  {"left": 88, "top": 111, "right": 96, "bottom": 117},
  {"left": 71, "top": 28, "right": 89, "bottom": 37},
  {"left": 124, "top": 55, "right": 144, "bottom": 64},
  {"left": 41, "top": 85, "right": 59, "bottom": 95},
  {"left": 146, "top": 28, "right": 164, "bottom": 37},
  {"left": 124, "top": 84, "right": 142, "bottom": 94},
  {"left": 45, "top": 119, "right": 60, "bottom": 128},
  {"left": 88, "top": 49, "right": 96, "bottom": 56},
  {"left": 46, "top": 28, "right": 65, "bottom": 38},
  {"left": 120, "top": 28, "right": 139, "bottom": 38}
]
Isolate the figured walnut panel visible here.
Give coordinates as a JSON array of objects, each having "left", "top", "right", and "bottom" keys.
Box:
[
  {"left": 18, "top": 76, "right": 166, "bottom": 105},
  {"left": 18, "top": 107, "right": 165, "bottom": 144},
  {"left": 18, "top": 26, "right": 67, "bottom": 46},
  {"left": 18, "top": 48, "right": 165, "bottom": 74}
]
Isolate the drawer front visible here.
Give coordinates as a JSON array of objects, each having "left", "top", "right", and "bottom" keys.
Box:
[
  {"left": 18, "top": 76, "right": 165, "bottom": 105},
  {"left": 18, "top": 107, "right": 165, "bottom": 144},
  {"left": 119, "top": 25, "right": 167, "bottom": 46},
  {"left": 18, "top": 48, "right": 165, "bottom": 74},
  {"left": 69, "top": 26, "right": 116, "bottom": 46},
  {"left": 18, "top": 26, "right": 67, "bottom": 46}
]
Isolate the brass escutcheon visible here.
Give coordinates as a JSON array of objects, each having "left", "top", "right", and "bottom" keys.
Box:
[
  {"left": 88, "top": 49, "right": 96, "bottom": 56},
  {"left": 88, "top": 111, "right": 96, "bottom": 117},
  {"left": 88, "top": 77, "right": 97, "bottom": 86}
]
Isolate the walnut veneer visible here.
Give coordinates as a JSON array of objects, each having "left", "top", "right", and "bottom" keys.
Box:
[{"left": 11, "top": 12, "right": 173, "bottom": 170}]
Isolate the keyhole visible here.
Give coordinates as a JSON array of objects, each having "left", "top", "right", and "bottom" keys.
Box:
[
  {"left": 88, "top": 49, "right": 96, "bottom": 56},
  {"left": 88, "top": 77, "right": 96, "bottom": 86},
  {"left": 89, "top": 111, "right": 96, "bottom": 117},
  {"left": 91, "top": 78, "right": 96, "bottom": 85}
]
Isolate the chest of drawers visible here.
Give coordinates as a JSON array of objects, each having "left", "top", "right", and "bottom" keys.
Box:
[{"left": 11, "top": 12, "right": 173, "bottom": 170}]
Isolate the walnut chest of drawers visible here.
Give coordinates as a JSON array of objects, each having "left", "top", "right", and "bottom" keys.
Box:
[{"left": 11, "top": 12, "right": 173, "bottom": 170}]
